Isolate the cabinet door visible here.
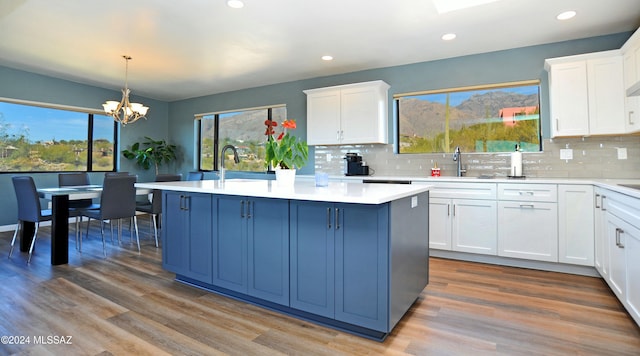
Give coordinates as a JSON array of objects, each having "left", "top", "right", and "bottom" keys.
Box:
[
  {"left": 549, "top": 61, "right": 589, "bottom": 137},
  {"left": 498, "top": 201, "right": 558, "bottom": 262},
  {"left": 212, "top": 195, "right": 247, "bottom": 293},
  {"left": 623, "top": 51, "right": 640, "bottom": 133},
  {"left": 162, "top": 191, "right": 189, "bottom": 275},
  {"left": 624, "top": 220, "right": 640, "bottom": 325},
  {"left": 340, "top": 85, "right": 386, "bottom": 144},
  {"left": 558, "top": 185, "right": 594, "bottom": 266},
  {"left": 290, "top": 201, "right": 335, "bottom": 318},
  {"left": 306, "top": 90, "right": 341, "bottom": 145},
  {"left": 587, "top": 56, "right": 626, "bottom": 135},
  {"left": 247, "top": 198, "right": 289, "bottom": 305},
  {"left": 335, "top": 203, "right": 389, "bottom": 331},
  {"left": 186, "top": 193, "right": 213, "bottom": 283},
  {"left": 428, "top": 198, "right": 451, "bottom": 250},
  {"left": 452, "top": 199, "right": 497, "bottom": 255},
  {"left": 606, "top": 212, "right": 626, "bottom": 300}
]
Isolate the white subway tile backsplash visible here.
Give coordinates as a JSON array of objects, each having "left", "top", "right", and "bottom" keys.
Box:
[{"left": 313, "top": 136, "right": 640, "bottom": 179}]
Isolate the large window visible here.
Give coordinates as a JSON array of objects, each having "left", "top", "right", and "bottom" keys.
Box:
[
  {"left": 0, "top": 99, "right": 117, "bottom": 172},
  {"left": 396, "top": 81, "right": 542, "bottom": 154},
  {"left": 198, "top": 105, "right": 286, "bottom": 172}
]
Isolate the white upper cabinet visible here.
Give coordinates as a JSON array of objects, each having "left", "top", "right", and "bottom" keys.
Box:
[
  {"left": 545, "top": 51, "right": 626, "bottom": 137},
  {"left": 304, "top": 80, "right": 390, "bottom": 145}
]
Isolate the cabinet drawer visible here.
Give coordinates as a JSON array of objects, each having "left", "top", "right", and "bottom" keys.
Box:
[
  {"left": 422, "top": 182, "right": 497, "bottom": 200},
  {"left": 603, "top": 189, "right": 640, "bottom": 228},
  {"left": 498, "top": 183, "right": 557, "bottom": 202}
]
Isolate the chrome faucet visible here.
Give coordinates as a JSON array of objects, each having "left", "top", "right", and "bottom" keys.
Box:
[
  {"left": 219, "top": 144, "right": 239, "bottom": 183},
  {"left": 453, "top": 146, "right": 466, "bottom": 177}
]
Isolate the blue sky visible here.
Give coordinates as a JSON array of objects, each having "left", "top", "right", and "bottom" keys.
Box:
[{"left": 0, "top": 102, "right": 114, "bottom": 142}]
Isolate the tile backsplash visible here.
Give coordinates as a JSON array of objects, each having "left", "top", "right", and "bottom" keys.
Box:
[{"left": 313, "top": 136, "right": 640, "bottom": 179}]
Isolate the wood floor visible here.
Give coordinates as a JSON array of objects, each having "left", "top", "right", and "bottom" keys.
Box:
[{"left": 0, "top": 218, "right": 639, "bottom": 355}]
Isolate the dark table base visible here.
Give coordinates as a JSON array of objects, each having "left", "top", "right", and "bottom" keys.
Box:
[{"left": 21, "top": 194, "right": 69, "bottom": 265}]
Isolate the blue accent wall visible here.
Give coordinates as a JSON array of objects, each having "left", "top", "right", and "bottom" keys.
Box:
[{"left": 0, "top": 32, "right": 631, "bottom": 227}]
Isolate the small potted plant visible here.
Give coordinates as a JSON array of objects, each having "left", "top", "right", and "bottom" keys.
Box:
[
  {"left": 122, "top": 136, "right": 177, "bottom": 175},
  {"left": 264, "top": 119, "right": 308, "bottom": 184}
]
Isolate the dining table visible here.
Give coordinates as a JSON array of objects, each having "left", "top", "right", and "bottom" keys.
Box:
[{"left": 33, "top": 185, "right": 150, "bottom": 265}]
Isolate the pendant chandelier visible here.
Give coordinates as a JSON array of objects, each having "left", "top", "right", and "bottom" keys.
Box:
[{"left": 102, "top": 55, "right": 149, "bottom": 125}]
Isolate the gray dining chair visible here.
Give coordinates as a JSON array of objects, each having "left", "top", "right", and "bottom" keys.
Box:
[
  {"left": 136, "top": 173, "right": 182, "bottom": 247},
  {"left": 58, "top": 172, "right": 100, "bottom": 251},
  {"left": 186, "top": 171, "right": 204, "bottom": 181},
  {"left": 83, "top": 175, "right": 139, "bottom": 256},
  {"left": 10, "top": 176, "right": 53, "bottom": 263}
]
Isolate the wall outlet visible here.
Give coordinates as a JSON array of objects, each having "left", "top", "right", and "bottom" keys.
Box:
[
  {"left": 560, "top": 148, "right": 573, "bottom": 160},
  {"left": 617, "top": 147, "right": 628, "bottom": 160}
]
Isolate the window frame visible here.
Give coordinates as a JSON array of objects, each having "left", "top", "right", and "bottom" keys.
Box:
[
  {"left": 0, "top": 97, "right": 118, "bottom": 173},
  {"left": 196, "top": 104, "right": 285, "bottom": 173}
]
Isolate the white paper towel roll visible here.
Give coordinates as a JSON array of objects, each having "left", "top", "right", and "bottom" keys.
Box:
[{"left": 511, "top": 151, "right": 522, "bottom": 176}]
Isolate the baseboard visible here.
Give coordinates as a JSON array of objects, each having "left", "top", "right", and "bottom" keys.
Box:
[{"left": 429, "top": 249, "right": 600, "bottom": 277}]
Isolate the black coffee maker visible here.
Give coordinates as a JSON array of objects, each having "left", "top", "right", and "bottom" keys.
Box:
[{"left": 344, "top": 153, "right": 369, "bottom": 176}]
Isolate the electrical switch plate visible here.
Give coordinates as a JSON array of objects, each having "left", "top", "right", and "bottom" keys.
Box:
[
  {"left": 411, "top": 196, "right": 418, "bottom": 208},
  {"left": 326, "top": 153, "right": 332, "bottom": 162},
  {"left": 560, "top": 148, "right": 573, "bottom": 160},
  {"left": 617, "top": 147, "right": 628, "bottom": 160}
]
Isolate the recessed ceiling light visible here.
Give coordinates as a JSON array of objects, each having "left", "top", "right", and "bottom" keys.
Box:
[
  {"left": 322, "top": 55, "right": 334, "bottom": 61},
  {"left": 556, "top": 10, "right": 576, "bottom": 20},
  {"left": 227, "top": 0, "right": 244, "bottom": 9},
  {"left": 442, "top": 33, "right": 457, "bottom": 41}
]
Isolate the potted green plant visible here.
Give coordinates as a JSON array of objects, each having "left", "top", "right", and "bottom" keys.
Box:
[{"left": 122, "top": 136, "right": 177, "bottom": 175}]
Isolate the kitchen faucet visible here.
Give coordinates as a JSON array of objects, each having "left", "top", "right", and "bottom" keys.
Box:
[
  {"left": 453, "top": 146, "right": 466, "bottom": 177},
  {"left": 219, "top": 144, "right": 240, "bottom": 184}
]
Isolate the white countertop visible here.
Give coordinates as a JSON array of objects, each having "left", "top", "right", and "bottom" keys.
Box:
[
  {"left": 135, "top": 179, "right": 431, "bottom": 205},
  {"left": 334, "top": 175, "right": 640, "bottom": 199}
]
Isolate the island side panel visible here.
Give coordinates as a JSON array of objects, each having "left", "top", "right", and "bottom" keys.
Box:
[{"left": 389, "top": 191, "right": 429, "bottom": 330}]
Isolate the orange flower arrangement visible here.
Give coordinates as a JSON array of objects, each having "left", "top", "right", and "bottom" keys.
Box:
[{"left": 264, "top": 119, "right": 308, "bottom": 170}]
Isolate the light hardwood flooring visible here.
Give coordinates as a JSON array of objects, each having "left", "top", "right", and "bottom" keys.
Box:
[{"left": 0, "top": 217, "right": 639, "bottom": 355}]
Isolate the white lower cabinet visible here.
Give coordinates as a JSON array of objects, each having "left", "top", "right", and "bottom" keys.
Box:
[
  {"left": 427, "top": 183, "right": 497, "bottom": 255},
  {"left": 601, "top": 190, "right": 640, "bottom": 326},
  {"left": 498, "top": 201, "right": 558, "bottom": 262},
  {"left": 429, "top": 198, "right": 497, "bottom": 255},
  {"left": 497, "top": 184, "right": 558, "bottom": 262},
  {"left": 558, "top": 184, "right": 594, "bottom": 266}
]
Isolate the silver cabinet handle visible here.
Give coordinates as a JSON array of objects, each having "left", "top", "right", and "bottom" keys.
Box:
[
  {"left": 452, "top": 204, "right": 456, "bottom": 217},
  {"left": 240, "top": 200, "right": 245, "bottom": 218},
  {"left": 246, "top": 200, "right": 252, "bottom": 219},
  {"left": 180, "top": 195, "right": 189, "bottom": 211},
  {"left": 595, "top": 193, "right": 601, "bottom": 209},
  {"left": 327, "top": 208, "right": 332, "bottom": 229},
  {"left": 629, "top": 111, "right": 635, "bottom": 125},
  {"left": 520, "top": 204, "right": 535, "bottom": 208},
  {"left": 616, "top": 228, "right": 625, "bottom": 248},
  {"left": 447, "top": 203, "right": 450, "bottom": 217},
  {"left": 335, "top": 208, "right": 340, "bottom": 230},
  {"left": 601, "top": 195, "right": 607, "bottom": 211},
  {"left": 336, "top": 130, "right": 340, "bottom": 141}
]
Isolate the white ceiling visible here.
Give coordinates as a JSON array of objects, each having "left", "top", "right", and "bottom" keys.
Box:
[{"left": 0, "top": 0, "right": 639, "bottom": 102}]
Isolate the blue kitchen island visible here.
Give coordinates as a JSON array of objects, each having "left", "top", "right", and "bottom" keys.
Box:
[{"left": 135, "top": 179, "right": 430, "bottom": 340}]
